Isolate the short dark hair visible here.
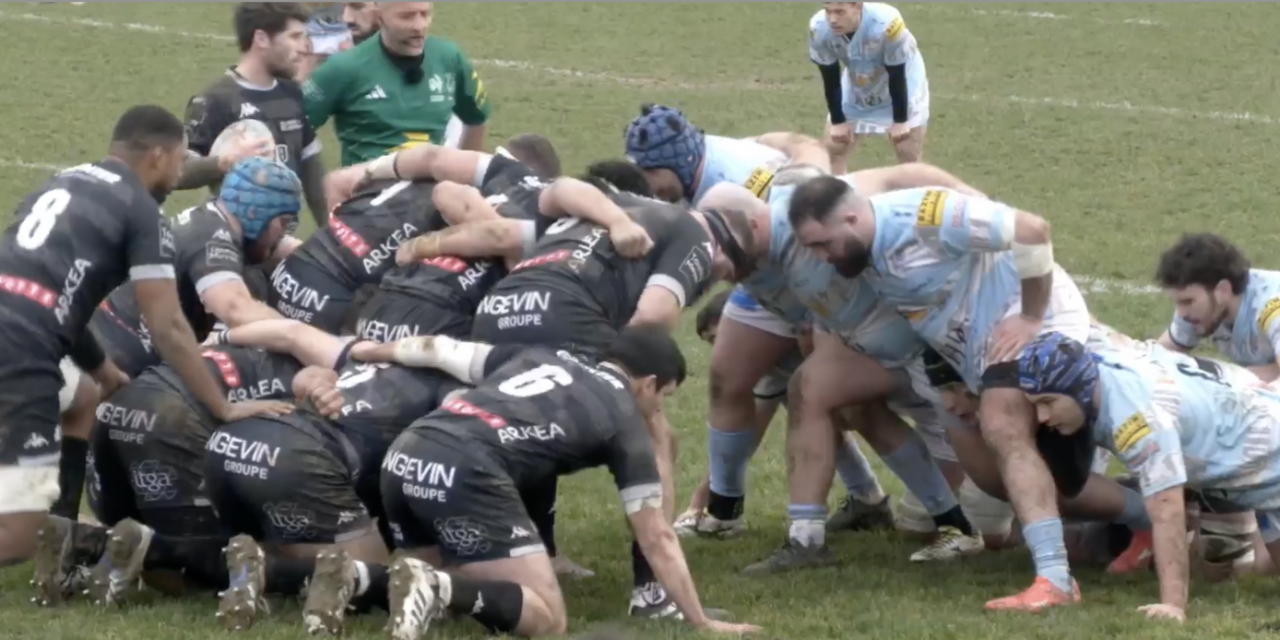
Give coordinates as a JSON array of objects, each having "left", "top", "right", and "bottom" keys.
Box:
[
  {"left": 234, "top": 3, "right": 310, "bottom": 52},
  {"left": 1155, "top": 232, "right": 1251, "bottom": 295},
  {"left": 110, "top": 105, "right": 186, "bottom": 154},
  {"left": 605, "top": 323, "right": 687, "bottom": 389},
  {"left": 786, "top": 174, "right": 852, "bottom": 228},
  {"left": 695, "top": 288, "right": 733, "bottom": 337},
  {"left": 581, "top": 159, "right": 653, "bottom": 198},
  {"left": 505, "top": 134, "right": 561, "bottom": 180}
]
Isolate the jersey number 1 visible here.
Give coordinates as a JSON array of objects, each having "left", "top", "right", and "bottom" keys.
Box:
[
  {"left": 497, "top": 364, "right": 573, "bottom": 398},
  {"left": 17, "top": 188, "right": 71, "bottom": 250}
]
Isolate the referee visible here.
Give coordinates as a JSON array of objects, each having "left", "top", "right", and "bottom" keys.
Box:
[
  {"left": 181, "top": 3, "right": 329, "bottom": 224},
  {"left": 301, "top": 2, "right": 491, "bottom": 166}
]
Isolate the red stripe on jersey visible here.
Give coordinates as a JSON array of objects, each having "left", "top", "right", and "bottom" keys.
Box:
[
  {"left": 328, "top": 216, "right": 371, "bottom": 257},
  {"left": 0, "top": 274, "right": 56, "bottom": 308},
  {"left": 442, "top": 397, "right": 508, "bottom": 428},
  {"left": 202, "top": 349, "right": 242, "bottom": 388},
  {"left": 512, "top": 249, "right": 569, "bottom": 272},
  {"left": 421, "top": 256, "right": 467, "bottom": 273}
]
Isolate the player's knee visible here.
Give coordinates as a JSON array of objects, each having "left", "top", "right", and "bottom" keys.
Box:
[{"left": 708, "top": 360, "right": 755, "bottom": 406}]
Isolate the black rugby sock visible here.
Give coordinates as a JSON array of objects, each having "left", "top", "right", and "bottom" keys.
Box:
[
  {"left": 350, "top": 561, "right": 390, "bottom": 612},
  {"left": 707, "top": 491, "right": 744, "bottom": 522},
  {"left": 444, "top": 573, "right": 525, "bottom": 634},
  {"left": 142, "top": 534, "right": 229, "bottom": 588},
  {"left": 631, "top": 540, "right": 656, "bottom": 587},
  {"left": 263, "top": 555, "right": 315, "bottom": 596},
  {"left": 51, "top": 437, "right": 89, "bottom": 520},
  {"left": 932, "top": 505, "right": 976, "bottom": 536}
]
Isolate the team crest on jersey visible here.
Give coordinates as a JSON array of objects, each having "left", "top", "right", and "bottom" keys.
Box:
[
  {"left": 1258, "top": 297, "right": 1280, "bottom": 333},
  {"left": 885, "top": 16, "right": 905, "bottom": 40},
  {"left": 743, "top": 167, "right": 775, "bottom": 199},
  {"left": 1114, "top": 413, "right": 1152, "bottom": 453}
]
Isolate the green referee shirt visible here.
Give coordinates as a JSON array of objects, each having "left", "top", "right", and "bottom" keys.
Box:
[{"left": 301, "top": 35, "right": 491, "bottom": 166}]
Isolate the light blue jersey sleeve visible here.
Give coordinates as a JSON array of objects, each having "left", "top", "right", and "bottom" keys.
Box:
[
  {"left": 922, "top": 190, "right": 1018, "bottom": 256},
  {"left": 807, "top": 11, "right": 839, "bottom": 66},
  {"left": 1093, "top": 355, "right": 1188, "bottom": 497},
  {"left": 694, "top": 136, "right": 788, "bottom": 203},
  {"left": 879, "top": 6, "right": 916, "bottom": 67}
]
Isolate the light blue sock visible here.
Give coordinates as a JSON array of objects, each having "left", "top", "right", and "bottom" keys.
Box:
[
  {"left": 1115, "top": 485, "right": 1152, "bottom": 531},
  {"left": 707, "top": 423, "right": 757, "bottom": 498},
  {"left": 1023, "top": 518, "right": 1073, "bottom": 592},
  {"left": 834, "top": 437, "right": 884, "bottom": 502},
  {"left": 880, "top": 433, "right": 958, "bottom": 515}
]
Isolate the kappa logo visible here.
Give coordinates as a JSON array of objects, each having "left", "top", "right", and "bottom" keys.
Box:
[
  {"left": 213, "top": 229, "right": 233, "bottom": 243},
  {"left": 238, "top": 103, "right": 260, "bottom": 119},
  {"left": 511, "top": 526, "right": 531, "bottom": 539}
]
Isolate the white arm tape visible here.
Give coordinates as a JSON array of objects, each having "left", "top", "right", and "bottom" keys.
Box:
[
  {"left": 1012, "top": 242, "right": 1054, "bottom": 279},
  {"left": 620, "top": 483, "right": 664, "bottom": 515},
  {"left": 392, "top": 335, "right": 492, "bottom": 383},
  {"left": 366, "top": 152, "right": 400, "bottom": 181}
]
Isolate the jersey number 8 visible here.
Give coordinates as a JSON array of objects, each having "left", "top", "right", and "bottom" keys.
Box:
[
  {"left": 497, "top": 364, "right": 573, "bottom": 398},
  {"left": 17, "top": 188, "right": 71, "bottom": 250}
]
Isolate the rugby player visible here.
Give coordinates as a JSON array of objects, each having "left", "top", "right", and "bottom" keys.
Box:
[
  {"left": 809, "top": 2, "right": 929, "bottom": 170},
  {"left": 33, "top": 343, "right": 299, "bottom": 606},
  {"left": 988, "top": 331, "right": 1280, "bottom": 622},
  {"left": 678, "top": 289, "right": 894, "bottom": 537},
  {"left": 693, "top": 170, "right": 987, "bottom": 569},
  {"left": 182, "top": 3, "right": 328, "bottom": 224},
  {"left": 1155, "top": 233, "right": 1280, "bottom": 386},
  {"left": 1, "top": 104, "right": 288, "bottom": 585},
  {"left": 784, "top": 177, "right": 1108, "bottom": 609},
  {"left": 91, "top": 157, "right": 303, "bottom": 378},
  {"left": 370, "top": 325, "right": 759, "bottom": 637}
]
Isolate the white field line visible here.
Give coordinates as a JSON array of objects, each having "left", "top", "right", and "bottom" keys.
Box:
[
  {"left": 1, "top": 11, "right": 1270, "bottom": 127},
  {"left": 957, "top": 8, "right": 1163, "bottom": 27},
  {"left": 0, "top": 11, "right": 1196, "bottom": 297}
]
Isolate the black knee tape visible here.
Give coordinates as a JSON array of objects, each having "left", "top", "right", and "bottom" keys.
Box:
[{"left": 471, "top": 580, "right": 525, "bottom": 634}]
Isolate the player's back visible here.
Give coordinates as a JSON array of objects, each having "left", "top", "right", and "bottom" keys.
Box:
[
  {"left": 330, "top": 360, "right": 466, "bottom": 437},
  {"left": 1096, "top": 348, "right": 1280, "bottom": 505},
  {"left": 0, "top": 161, "right": 168, "bottom": 361},
  {"left": 297, "top": 178, "right": 442, "bottom": 287},
  {"left": 414, "top": 347, "right": 643, "bottom": 489},
  {"left": 694, "top": 136, "right": 787, "bottom": 203},
  {"left": 152, "top": 345, "right": 302, "bottom": 406}
]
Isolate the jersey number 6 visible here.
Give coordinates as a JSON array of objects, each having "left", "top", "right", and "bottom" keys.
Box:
[
  {"left": 17, "top": 188, "right": 71, "bottom": 250},
  {"left": 498, "top": 364, "right": 573, "bottom": 398}
]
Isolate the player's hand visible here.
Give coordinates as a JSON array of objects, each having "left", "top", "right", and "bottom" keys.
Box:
[
  {"left": 217, "top": 399, "right": 294, "bottom": 422},
  {"left": 217, "top": 136, "right": 274, "bottom": 173},
  {"left": 696, "top": 619, "right": 762, "bottom": 635},
  {"left": 987, "top": 313, "right": 1043, "bottom": 364},
  {"left": 397, "top": 235, "right": 440, "bottom": 266},
  {"left": 608, "top": 219, "right": 655, "bottom": 259},
  {"left": 887, "top": 122, "right": 910, "bottom": 143},
  {"left": 324, "top": 166, "right": 366, "bottom": 208},
  {"left": 91, "top": 361, "right": 130, "bottom": 399},
  {"left": 827, "top": 121, "right": 853, "bottom": 145},
  {"left": 1137, "top": 603, "right": 1185, "bottom": 623},
  {"left": 308, "top": 385, "right": 345, "bottom": 420}
]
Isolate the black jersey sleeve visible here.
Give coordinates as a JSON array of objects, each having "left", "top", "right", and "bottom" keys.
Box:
[
  {"left": 184, "top": 91, "right": 236, "bottom": 157},
  {"left": 173, "top": 206, "right": 245, "bottom": 295},
  {"left": 125, "top": 195, "right": 177, "bottom": 282},
  {"left": 68, "top": 327, "right": 106, "bottom": 373},
  {"left": 604, "top": 414, "right": 662, "bottom": 506},
  {"left": 643, "top": 207, "right": 716, "bottom": 309},
  {"left": 481, "top": 343, "right": 530, "bottom": 378}
]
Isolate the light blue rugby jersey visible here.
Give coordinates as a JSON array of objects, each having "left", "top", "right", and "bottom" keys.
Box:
[
  {"left": 863, "top": 188, "right": 1021, "bottom": 388},
  {"left": 1091, "top": 347, "right": 1280, "bottom": 511},
  {"left": 739, "top": 183, "right": 921, "bottom": 365},
  {"left": 807, "top": 3, "right": 928, "bottom": 122},
  {"left": 1167, "top": 268, "right": 1280, "bottom": 368},
  {"left": 691, "top": 135, "right": 788, "bottom": 204}
]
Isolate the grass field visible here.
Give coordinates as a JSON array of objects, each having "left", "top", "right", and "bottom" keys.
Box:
[{"left": 2, "top": 2, "right": 1280, "bottom": 639}]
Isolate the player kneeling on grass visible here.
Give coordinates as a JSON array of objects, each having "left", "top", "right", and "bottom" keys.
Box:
[
  {"left": 90, "top": 157, "right": 303, "bottom": 377},
  {"left": 368, "top": 325, "right": 758, "bottom": 638},
  {"left": 986, "top": 331, "right": 1280, "bottom": 623}
]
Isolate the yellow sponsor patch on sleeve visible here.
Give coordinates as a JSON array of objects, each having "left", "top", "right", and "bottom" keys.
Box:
[
  {"left": 885, "top": 16, "right": 905, "bottom": 40},
  {"left": 743, "top": 167, "right": 775, "bottom": 200},
  {"left": 1114, "top": 413, "right": 1153, "bottom": 453},
  {"left": 1258, "top": 297, "right": 1280, "bottom": 333},
  {"left": 916, "top": 190, "right": 948, "bottom": 227}
]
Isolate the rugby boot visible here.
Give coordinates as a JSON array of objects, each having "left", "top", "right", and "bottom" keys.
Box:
[
  {"left": 87, "top": 518, "right": 153, "bottom": 607},
  {"left": 910, "top": 526, "right": 985, "bottom": 562},
  {"left": 31, "top": 515, "right": 76, "bottom": 606},
  {"left": 741, "top": 540, "right": 837, "bottom": 575},
  {"left": 826, "top": 495, "right": 896, "bottom": 533},
  {"left": 673, "top": 509, "right": 746, "bottom": 539},
  {"left": 984, "top": 576, "right": 1081, "bottom": 612},
  {"left": 217, "top": 534, "right": 269, "bottom": 631},
  {"left": 386, "top": 557, "right": 447, "bottom": 640},
  {"left": 302, "top": 548, "right": 358, "bottom": 636},
  {"left": 628, "top": 581, "right": 733, "bottom": 622},
  {"left": 1106, "top": 529, "right": 1153, "bottom": 575}
]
